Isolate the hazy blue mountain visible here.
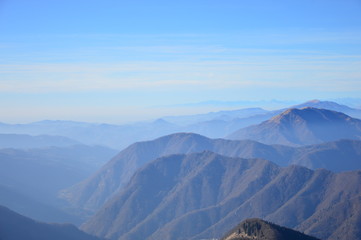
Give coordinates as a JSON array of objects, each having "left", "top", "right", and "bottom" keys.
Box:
[
  {"left": 0, "top": 100, "right": 359, "bottom": 149},
  {"left": 332, "top": 97, "right": 361, "bottom": 109},
  {"left": 182, "top": 119, "right": 235, "bottom": 138},
  {"left": 0, "top": 184, "right": 81, "bottom": 224},
  {"left": 0, "top": 145, "right": 117, "bottom": 223},
  {"left": 182, "top": 115, "right": 273, "bottom": 138},
  {"left": 81, "top": 152, "right": 361, "bottom": 240},
  {"left": 163, "top": 107, "right": 268, "bottom": 125},
  {"left": 292, "top": 99, "right": 361, "bottom": 119},
  {"left": 0, "top": 145, "right": 116, "bottom": 202},
  {"left": 61, "top": 133, "right": 361, "bottom": 213},
  {"left": 180, "top": 100, "right": 361, "bottom": 138},
  {"left": 228, "top": 107, "right": 361, "bottom": 146},
  {"left": 0, "top": 133, "right": 80, "bottom": 149},
  {"left": 0, "top": 119, "right": 179, "bottom": 149},
  {"left": 0, "top": 205, "right": 102, "bottom": 240},
  {"left": 290, "top": 139, "right": 361, "bottom": 171},
  {"left": 179, "top": 99, "right": 361, "bottom": 136},
  {"left": 221, "top": 218, "right": 320, "bottom": 240},
  {"left": 168, "top": 99, "right": 298, "bottom": 109},
  {"left": 22, "top": 144, "right": 118, "bottom": 169}
]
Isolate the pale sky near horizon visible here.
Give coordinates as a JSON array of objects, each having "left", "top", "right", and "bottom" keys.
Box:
[{"left": 0, "top": 0, "right": 361, "bottom": 123}]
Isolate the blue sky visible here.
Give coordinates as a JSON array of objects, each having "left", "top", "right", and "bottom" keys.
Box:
[{"left": 0, "top": 0, "right": 361, "bottom": 123}]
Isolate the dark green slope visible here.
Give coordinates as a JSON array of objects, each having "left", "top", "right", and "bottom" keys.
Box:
[{"left": 221, "top": 218, "right": 320, "bottom": 240}]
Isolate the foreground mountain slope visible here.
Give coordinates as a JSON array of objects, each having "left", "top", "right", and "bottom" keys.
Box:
[
  {"left": 228, "top": 107, "right": 361, "bottom": 146},
  {"left": 221, "top": 218, "right": 319, "bottom": 240},
  {"left": 82, "top": 152, "right": 281, "bottom": 240},
  {"left": 297, "top": 195, "right": 361, "bottom": 240},
  {"left": 60, "top": 133, "right": 293, "bottom": 212},
  {"left": 0, "top": 205, "right": 102, "bottom": 240},
  {"left": 61, "top": 133, "right": 361, "bottom": 213},
  {"left": 81, "top": 152, "right": 361, "bottom": 240}
]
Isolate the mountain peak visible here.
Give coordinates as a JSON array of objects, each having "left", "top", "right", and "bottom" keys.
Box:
[
  {"left": 228, "top": 107, "right": 361, "bottom": 146},
  {"left": 221, "top": 218, "right": 320, "bottom": 240},
  {"left": 153, "top": 118, "right": 170, "bottom": 124},
  {"left": 269, "top": 107, "right": 307, "bottom": 123},
  {"left": 270, "top": 107, "right": 348, "bottom": 123},
  {"left": 306, "top": 99, "right": 321, "bottom": 104},
  {"left": 285, "top": 99, "right": 361, "bottom": 119}
]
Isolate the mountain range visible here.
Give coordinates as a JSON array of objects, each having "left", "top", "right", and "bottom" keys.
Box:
[
  {"left": 61, "top": 129, "right": 361, "bottom": 214},
  {"left": 81, "top": 151, "right": 361, "bottom": 240},
  {"left": 1, "top": 100, "right": 361, "bottom": 240},
  {"left": 0, "top": 100, "right": 360, "bottom": 149},
  {"left": 176, "top": 100, "right": 361, "bottom": 138},
  {"left": 163, "top": 107, "right": 268, "bottom": 125},
  {"left": 228, "top": 107, "right": 361, "bottom": 146},
  {"left": 0, "top": 119, "right": 179, "bottom": 150}
]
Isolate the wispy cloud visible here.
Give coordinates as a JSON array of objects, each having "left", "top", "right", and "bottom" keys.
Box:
[
  {"left": 1, "top": 52, "right": 360, "bottom": 93},
  {"left": 1, "top": 30, "right": 360, "bottom": 97}
]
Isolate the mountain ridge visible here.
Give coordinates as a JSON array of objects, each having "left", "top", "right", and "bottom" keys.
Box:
[
  {"left": 61, "top": 132, "right": 361, "bottom": 213},
  {"left": 1, "top": 100, "right": 360, "bottom": 148},
  {"left": 228, "top": 107, "right": 361, "bottom": 146},
  {"left": 81, "top": 151, "right": 361, "bottom": 240}
]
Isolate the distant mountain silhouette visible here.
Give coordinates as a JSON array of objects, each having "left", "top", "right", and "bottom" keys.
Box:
[
  {"left": 228, "top": 107, "right": 361, "bottom": 145},
  {"left": 81, "top": 152, "right": 361, "bottom": 240},
  {"left": 0, "top": 205, "right": 102, "bottom": 240},
  {"left": 163, "top": 108, "right": 268, "bottom": 125},
  {"left": 0, "top": 133, "right": 80, "bottom": 148},
  {"left": 221, "top": 218, "right": 320, "bottom": 240},
  {"left": 61, "top": 133, "right": 361, "bottom": 213},
  {"left": 0, "top": 119, "right": 179, "bottom": 149},
  {"left": 181, "top": 99, "right": 361, "bottom": 138},
  {"left": 0, "top": 100, "right": 359, "bottom": 148},
  {"left": 292, "top": 99, "right": 361, "bottom": 119}
]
